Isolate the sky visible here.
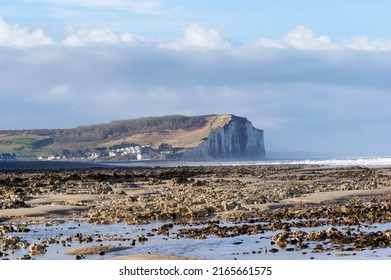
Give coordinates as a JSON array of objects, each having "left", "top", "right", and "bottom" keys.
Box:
[{"left": 1, "top": 0, "right": 391, "bottom": 157}]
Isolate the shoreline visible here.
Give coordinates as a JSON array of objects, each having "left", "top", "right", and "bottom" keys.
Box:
[{"left": 2, "top": 156, "right": 391, "bottom": 171}]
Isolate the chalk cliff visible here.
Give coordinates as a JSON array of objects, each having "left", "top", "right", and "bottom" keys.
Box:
[{"left": 183, "top": 115, "right": 265, "bottom": 160}]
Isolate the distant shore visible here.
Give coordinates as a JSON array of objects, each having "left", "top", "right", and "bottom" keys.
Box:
[
  {"left": 0, "top": 159, "right": 193, "bottom": 171},
  {"left": 0, "top": 160, "right": 107, "bottom": 171}
]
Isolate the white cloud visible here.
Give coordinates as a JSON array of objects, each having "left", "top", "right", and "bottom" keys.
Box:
[
  {"left": 252, "top": 38, "right": 286, "bottom": 49},
  {"left": 3, "top": 14, "right": 391, "bottom": 54},
  {"left": 161, "top": 24, "right": 234, "bottom": 50},
  {"left": 62, "top": 24, "right": 134, "bottom": 46},
  {"left": 252, "top": 25, "right": 391, "bottom": 53},
  {"left": 0, "top": 20, "right": 232, "bottom": 49},
  {"left": 1, "top": 20, "right": 226, "bottom": 49},
  {"left": 283, "top": 25, "right": 338, "bottom": 50},
  {"left": 0, "top": 17, "right": 53, "bottom": 47},
  {"left": 252, "top": 25, "right": 338, "bottom": 51},
  {"left": 345, "top": 36, "right": 391, "bottom": 52},
  {"left": 182, "top": 24, "right": 233, "bottom": 49},
  {"left": 119, "top": 33, "right": 134, "bottom": 43}
]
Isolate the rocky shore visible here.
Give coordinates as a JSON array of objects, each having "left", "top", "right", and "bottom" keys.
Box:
[{"left": 1, "top": 164, "right": 391, "bottom": 259}]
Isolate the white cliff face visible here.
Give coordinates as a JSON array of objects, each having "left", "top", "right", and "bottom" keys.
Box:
[{"left": 183, "top": 116, "right": 265, "bottom": 160}]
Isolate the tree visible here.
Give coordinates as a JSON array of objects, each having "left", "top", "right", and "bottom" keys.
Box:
[
  {"left": 62, "top": 149, "right": 71, "bottom": 157},
  {"left": 158, "top": 143, "right": 172, "bottom": 151}
]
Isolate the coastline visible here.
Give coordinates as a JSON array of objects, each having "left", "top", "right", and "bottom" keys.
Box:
[{"left": 0, "top": 161, "right": 108, "bottom": 171}]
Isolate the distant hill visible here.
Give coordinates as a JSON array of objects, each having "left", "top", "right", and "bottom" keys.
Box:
[{"left": 0, "top": 114, "right": 265, "bottom": 161}]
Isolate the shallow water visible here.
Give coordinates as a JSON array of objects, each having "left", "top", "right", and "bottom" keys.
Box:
[{"left": 2, "top": 219, "right": 391, "bottom": 260}]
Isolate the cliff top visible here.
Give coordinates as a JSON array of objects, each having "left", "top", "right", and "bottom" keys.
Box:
[{"left": 108, "top": 114, "right": 233, "bottom": 150}]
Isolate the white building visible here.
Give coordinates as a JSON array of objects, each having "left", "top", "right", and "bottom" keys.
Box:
[{"left": 137, "top": 153, "right": 151, "bottom": 160}]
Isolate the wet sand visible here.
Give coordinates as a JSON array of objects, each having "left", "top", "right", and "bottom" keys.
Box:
[
  {"left": 1, "top": 164, "right": 391, "bottom": 259},
  {"left": 107, "top": 254, "right": 197, "bottom": 260}
]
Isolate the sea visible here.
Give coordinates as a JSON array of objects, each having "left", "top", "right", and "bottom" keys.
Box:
[
  {"left": 1, "top": 156, "right": 391, "bottom": 170},
  {"left": 102, "top": 156, "right": 391, "bottom": 169}
]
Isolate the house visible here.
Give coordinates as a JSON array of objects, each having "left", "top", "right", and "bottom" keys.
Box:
[
  {"left": 108, "top": 151, "right": 117, "bottom": 157},
  {"left": 137, "top": 153, "right": 151, "bottom": 160}
]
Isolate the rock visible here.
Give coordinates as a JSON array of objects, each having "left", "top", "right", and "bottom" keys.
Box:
[
  {"left": 65, "top": 245, "right": 131, "bottom": 255},
  {"left": 326, "top": 227, "right": 339, "bottom": 235},
  {"left": 312, "top": 244, "right": 325, "bottom": 253},
  {"left": 335, "top": 253, "right": 351, "bottom": 257},
  {"left": 137, "top": 235, "right": 148, "bottom": 243},
  {"left": 29, "top": 244, "right": 47, "bottom": 255},
  {"left": 0, "top": 251, "right": 8, "bottom": 257},
  {"left": 272, "top": 232, "right": 288, "bottom": 248},
  {"left": 171, "top": 177, "right": 188, "bottom": 186},
  {"left": 292, "top": 230, "right": 307, "bottom": 239},
  {"left": 19, "top": 254, "right": 33, "bottom": 260},
  {"left": 191, "top": 180, "right": 206, "bottom": 187},
  {"left": 282, "top": 224, "right": 291, "bottom": 232},
  {"left": 1, "top": 235, "right": 20, "bottom": 249}
]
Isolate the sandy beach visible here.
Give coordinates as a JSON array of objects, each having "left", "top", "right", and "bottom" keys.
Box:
[{"left": 1, "top": 163, "right": 391, "bottom": 260}]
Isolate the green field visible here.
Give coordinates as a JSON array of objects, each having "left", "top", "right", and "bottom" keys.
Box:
[
  {"left": 0, "top": 137, "right": 39, "bottom": 145},
  {"left": 0, "top": 134, "right": 50, "bottom": 160}
]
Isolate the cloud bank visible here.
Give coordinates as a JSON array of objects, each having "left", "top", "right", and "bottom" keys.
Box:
[
  {"left": 1, "top": 17, "right": 390, "bottom": 155},
  {"left": 2, "top": 16, "right": 391, "bottom": 52},
  {"left": 0, "top": 17, "right": 53, "bottom": 47}
]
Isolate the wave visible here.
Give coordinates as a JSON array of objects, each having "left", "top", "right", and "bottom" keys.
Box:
[
  {"left": 104, "top": 157, "right": 391, "bottom": 168},
  {"left": 256, "top": 157, "right": 391, "bottom": 166}
]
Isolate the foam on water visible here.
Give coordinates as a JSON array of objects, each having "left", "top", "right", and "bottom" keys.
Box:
[
  {"left": 256, "top": 157, "right": 391, "bottom": 167},
  {"left": 104, "top": 157, "right": 391, "bottom": 168}
]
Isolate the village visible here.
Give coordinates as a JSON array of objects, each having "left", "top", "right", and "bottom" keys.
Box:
[{"left": 37, "top": 143, "right": 174, "bottom": 161}]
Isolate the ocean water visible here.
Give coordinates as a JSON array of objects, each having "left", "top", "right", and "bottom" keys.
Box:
[
  {"left": 104, "top": 156, "right": 391, "bottom": 168},
  {"left": 259, "top": 157, "right": 391, "bottom": 167},
  {"left": 1, "top": 156, "right": 391, "bottom": 171}
]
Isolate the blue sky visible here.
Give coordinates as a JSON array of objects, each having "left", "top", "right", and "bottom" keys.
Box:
[
  {"left": 3, "top": 0, "right": 391, "bottom": 42},
  {"left": 1, "top": 0, "right": 391, "bottom": 156}
]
